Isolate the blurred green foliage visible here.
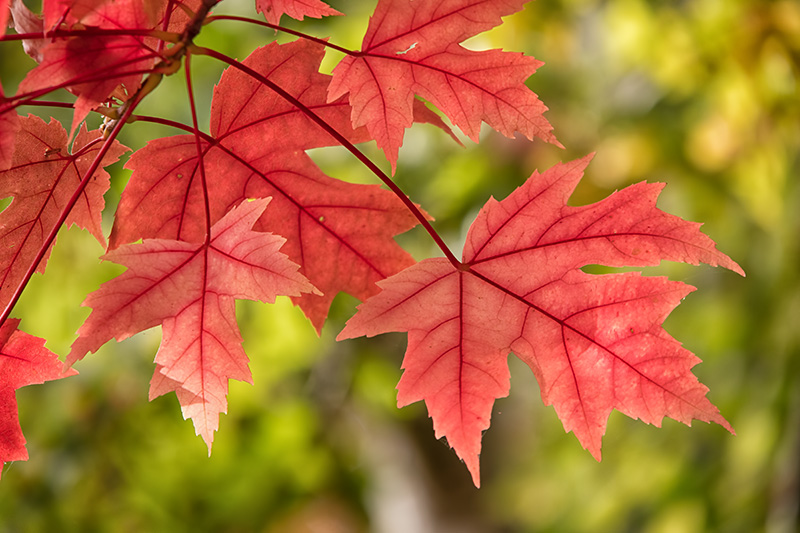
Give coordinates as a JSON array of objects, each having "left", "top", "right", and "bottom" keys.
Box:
[{"left": 1, "top": 0, "right": 798, "bottom": 531}]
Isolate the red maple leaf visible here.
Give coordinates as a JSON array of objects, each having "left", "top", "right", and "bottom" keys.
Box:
[
  {"left": 0, "top": 318, "right": 77, "bottom": 478},
  {"left": 16, "top": 0, "right": 192, "bottom": 133},
  {"left": 68, "top": 198, "right": 316, "bottom": 447},
  {"left": 0, "top": 114, "right": 128, "bottom": 313},
  {"left": 255, "top": 0, "right": 342, "bottom": 25},
  {"left": 338, "top": 155, "right": 743, "bottom": 486},
  {"left": 328, "top": 0, "right": 560, "bottom": 170},
  {"left": 109, "top": 40, "right": 424, "bottom": 332}
]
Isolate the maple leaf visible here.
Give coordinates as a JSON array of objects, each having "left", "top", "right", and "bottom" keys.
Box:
[
  {"left": 0, "top": 114, "right": 128, "bottom": 314},
  {"left": 255, "top": 0, "right": 342, "bottom": 26},
  {"left": 327, "top": 0, "right": 559, "bottom": 171},
  {"left": 0, "top": 318, "right": 78, "bottom": 479},
  {"left": 16, "top": 0, "right": 184, "bottom": 134},
  {"left": 68, "top": 198, "right": 316, "bottom": 448},
  {"left": 109, "top": 40, "right": 424, "bottom": 332},
  {"left": 338, "top": 155, "right": 743, "bottom": 486}
]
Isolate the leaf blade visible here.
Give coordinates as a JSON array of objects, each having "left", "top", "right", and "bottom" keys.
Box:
[
  {"left": 339, "top": 156, "right": 740, "bottom": 486},
  {"left": 328, "top": 0, "right": 559, "bottom": 170}
]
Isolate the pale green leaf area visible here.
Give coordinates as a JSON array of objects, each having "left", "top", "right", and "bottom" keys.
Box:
[{"left": 1, "top": 0, "right": 798, "bottom": 531}]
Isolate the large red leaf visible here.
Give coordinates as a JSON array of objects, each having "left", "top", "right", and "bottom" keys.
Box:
[
  {"left": 0, "top": 115, "right": 128, "bottom": 314},
  {"left": 0, "top": 319, "right": 77, "bottom": 478},
  {"left": 109, "top": 40, "right": 423, "bottom": 332},
  {"left": 338, "top": 155, "right": 743, "bottom": 486},
  {"left": 255, "top": 0, "right": 342, "bottom": 25},
  {"left": 328, "top": 0, "right": 559, "bottom": 170},
  {"left": 68, "top": 198, "right": 316, "bottom": 447}
]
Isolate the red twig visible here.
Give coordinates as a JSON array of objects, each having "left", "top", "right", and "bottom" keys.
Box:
[{"left": 204, "top": 15, "right": 354, "bottom": 56}]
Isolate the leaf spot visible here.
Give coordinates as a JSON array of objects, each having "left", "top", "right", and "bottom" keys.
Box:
[{"left": 396, "top": 42, "right": 417, "bottom": 55}]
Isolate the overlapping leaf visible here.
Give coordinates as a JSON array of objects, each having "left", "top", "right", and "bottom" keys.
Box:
[
  {"left": 110, "top": 39, "right": 424, "bottom": 332},
  {"left": 0, "top": 318, "right": 77, "bottom": 478},
  {"left": 328, "top": 0, "right": 559, "bottom": 170},
  {"left": 0, "top": 114, "right": 127, "bottom": 314},
  {"left": 339, "top": 155, "right": 743, "bottom": 486},
  {"left": 68, "top": 198, "right": 315, "bottom": 447},
  {"left": 17, "top": 0, "right": 196, "bottom": 133}
]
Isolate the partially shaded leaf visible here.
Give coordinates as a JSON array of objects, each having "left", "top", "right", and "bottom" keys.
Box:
[{"left": 18, "top": 0, "right": 195, "bottom": 133}]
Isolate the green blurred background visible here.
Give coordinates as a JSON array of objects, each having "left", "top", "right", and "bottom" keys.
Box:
[{"left": 1, "top": 0, "right": 798, "bottom": 531}]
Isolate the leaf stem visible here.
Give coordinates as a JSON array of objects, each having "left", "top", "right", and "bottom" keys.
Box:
[
  {"left": 127, "top": 114, "right": 204, "bottom": 136},
  {"left": 184, "top": 51, "right": 213, "bottom": 237},
  {"left": 190, "top": 45, "right": 462, "bottom": 269},
  {"left": 69, "top": 136, "right": 105, "bottom": 158},
  {"left": 0, "top": 29, "right": 179, "bottom": 43},
  {"left": 9, "top": 100, "right": 75, "bottom": 110},
  {"left": 203, "top": 15, "right": 355, "bottom": 56}
]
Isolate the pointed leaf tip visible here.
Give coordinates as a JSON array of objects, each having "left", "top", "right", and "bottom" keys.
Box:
[{"left": 1, "top": 320, "right": 77, "bottom": 470}]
